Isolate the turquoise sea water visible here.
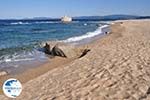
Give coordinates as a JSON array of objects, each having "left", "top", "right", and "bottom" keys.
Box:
[{"left": 0, "top": 20, "right": 108, "bottom": 73}]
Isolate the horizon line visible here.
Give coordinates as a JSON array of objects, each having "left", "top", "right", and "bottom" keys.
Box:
[{"left": 0, "top": 14, "right": 148, "bottom": 20}]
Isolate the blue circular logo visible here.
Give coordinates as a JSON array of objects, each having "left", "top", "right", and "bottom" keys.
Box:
[{"left": 3, "top": 78, "right": 22, "bottom": 98}]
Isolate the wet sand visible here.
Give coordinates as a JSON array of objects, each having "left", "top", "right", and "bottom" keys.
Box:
[{"left": 1, "top": 19, "right": 150, "bottom": 99}]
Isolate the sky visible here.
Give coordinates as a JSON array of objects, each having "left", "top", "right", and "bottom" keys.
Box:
[{"left": 0, "top": 0, "right": 150, "bottom": 19}]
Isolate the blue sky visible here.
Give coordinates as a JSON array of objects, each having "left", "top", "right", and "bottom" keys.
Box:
[{"left": 0, "top": 0, "right": 150, "bottom": 19}]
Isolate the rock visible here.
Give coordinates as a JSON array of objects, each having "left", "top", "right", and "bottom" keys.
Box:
[
  {"left": 43, "top": 43, "right": 51, "bottom": 54},
  {"left": 51, "top": 45, "right": 67, "bottom": 58},
  {"left": 79, "top": 49, "right": 90, "bottom": 58},
  {"left": 146, "top": 87, "right": 150, "bottom": 95},
  {"left": 54, "top": 45, "right": 81, "bottom": 58},
  {"left": 0, "top": 71, "right": 8, "bottom": 76},
  {"left": 43, "top": 42, "right": 90, "bottom": 58},
  {"left": 44, "top": 42, "right": 81, "bottom": 58}
]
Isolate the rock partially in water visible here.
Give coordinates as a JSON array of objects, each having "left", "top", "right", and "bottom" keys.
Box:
[
  {"left": 43, "top": 42, "right": 90, "bottom": 58},
  {"left": 43, "top": 43, "right": 51, "bottom": 54}
]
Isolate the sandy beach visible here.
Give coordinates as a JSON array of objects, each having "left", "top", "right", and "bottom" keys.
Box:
[{"left": 1, "top": 19, "right": 150, "bottom": 99}]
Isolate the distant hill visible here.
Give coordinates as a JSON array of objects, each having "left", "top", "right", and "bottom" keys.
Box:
[
  {"left": 136, "top": 16, "right": 150, "bottom": 19},
  {"left": 73, "top": 15, "right": 150, "bottom": 21},
  {"left": 0, "top": 15, "right": 150, "bottom": 21}
]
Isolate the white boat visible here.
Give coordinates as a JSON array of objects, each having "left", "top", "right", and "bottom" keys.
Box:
[{"left": 61, "top": 16, "right": 72, "bottom": 23}]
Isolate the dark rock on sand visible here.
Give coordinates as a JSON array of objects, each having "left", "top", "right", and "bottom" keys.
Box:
[
  {"left": 51, "top": 45, "right": 67, "bottom": 58},
  {"left": 43, "top": 43, "right": 51, "bottom": 54},
  {"left": 79, "top": 49, "right": 90, "bottom": 58},
  {"left": 43, "top": 43, "right": 68, "bottom": 58},
  {"left": 146, "top": 87, "right": 150, "bottom": 95}
]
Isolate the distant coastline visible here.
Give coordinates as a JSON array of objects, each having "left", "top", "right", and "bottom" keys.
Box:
[{"left": 1, "top": 14, "right": 150, "bottom": 21}]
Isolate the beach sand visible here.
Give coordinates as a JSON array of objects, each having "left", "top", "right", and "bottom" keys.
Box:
[
  {"left": 1, "top": 19, "right": 150, "bottom": 99},
  {"left": 0, "top": 57, "right": 75, "bottom": 94}
]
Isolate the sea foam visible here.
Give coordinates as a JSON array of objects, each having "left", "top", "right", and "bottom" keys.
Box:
[
  {"left": 10, "top": 21, "right": 59, "bottom": 25},
  {"left": 63, "top": 25, "right": 110, "bottom": 42},
  {"left": 0, "top": 50, "right": 47, "bottom": 64},
  {"left": 10, "top": 22, "right": 30, "bottom": 25}
]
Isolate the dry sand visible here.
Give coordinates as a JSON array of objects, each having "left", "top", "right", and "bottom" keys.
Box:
[{"left": 1, "top": 20, "right": 150, "bottom": 100}]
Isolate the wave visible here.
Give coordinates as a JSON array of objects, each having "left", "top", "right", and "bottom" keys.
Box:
[
  {"left": 63, "top": 25, "right": 110, "bottom": 42},
  {"left": 10, "top": 21, "right": 60, "bottom": 25},
  {"left": 10, "top": 22, "right": 31, "bottom": 25},
  {"left": 9, "top": 21, "right": 93, "bottom": 25},
  {"left": 0, "top": 50, "right": 47, "bottom": 64},
  {"left": 34, "top": 21, "right": 59, "bottom": 24},
  {"left": 0, "top": 43, "right": 45, "bottom": 64}
]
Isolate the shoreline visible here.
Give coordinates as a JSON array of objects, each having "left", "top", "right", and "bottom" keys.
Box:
[
  {"left": 0, "top": 20, "right": 117, "bottom": 95},
  {"left": 0, "top": 22, "right": 110, "bottom": 75},
  {"left": 0, "top": 57, "right": 75, "bottom": 94},
  {"left": 0, "top": 23, "right": 111, "bottom": 95},
  {"left": 0, "top": 20, "right": 101, "bottom": 76}
]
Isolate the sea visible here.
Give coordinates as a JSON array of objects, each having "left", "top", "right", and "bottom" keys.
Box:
[{"left": 0, "top": 19, "right": 110, "bottom": 74}]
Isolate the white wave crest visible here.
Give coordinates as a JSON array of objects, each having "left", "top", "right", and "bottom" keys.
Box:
[
  {"left": 10, "top": 21, "right": 60, "bottom": 25},
  {"left": 34, "top": 21, "right": 59, "bottom": 24},
  {"left": 63, "top": 25, "right": 110, "bottom": 42},
  {"left": 10, "top": 22, "right": 30, "bottom": 25},
  {"left": 0, "top": 50, "right": 47, "bottom": 64}
]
